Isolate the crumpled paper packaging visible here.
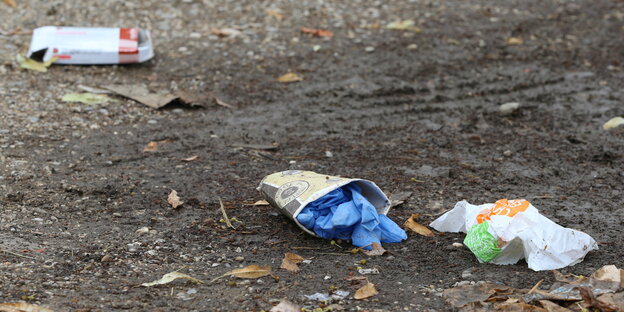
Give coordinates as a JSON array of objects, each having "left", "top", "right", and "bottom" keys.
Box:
[
  {"left": 430, "top": 199, "right": 598, "bottom": 271},
  {"left": 258, "top": 170, "right": 391, "bottom": 236}
]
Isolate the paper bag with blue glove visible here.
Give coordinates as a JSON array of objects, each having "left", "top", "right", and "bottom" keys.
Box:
[{"left": 258, "top": 171, "right": 406, "bottom": 250}]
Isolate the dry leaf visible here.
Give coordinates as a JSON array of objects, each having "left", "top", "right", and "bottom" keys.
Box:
[
  {"left": 212, "top": 265, "right": 273, "bottom": 282},
  {"left": 182, "top": 155, "right": 199, "bottom": 162},
  {"left": 506, "top": 37, "right": 524, "bottom": 45},
  {"left": 141, "top": 271, "right": 203, "bottom": 287},
  {"left": 167, "top": 190, "right": 184, "bottom": 209},
  {"left": 362, "top": 242, "right": 386, "bottom": 256},
  {"left": 211, "top": 28, "right": 242, "bottom": 37},
  {"left": 16, "top": 54, "right": 57, "bottom": 72},
  {"left": 253, "top": 200, "right": 270, "bottom": 206},
  {"left": 277, "top": 72, "right": 302, "bottom": 83},
  {"left": 143, "top": 139, "right": 172, "bottom": 152},
  {"left": 2, "top": 0, "right": 16, "bottom": 8},
  {"left": 280, "top": 253, "right": 305, "bottom": 272},
  {"left": 354, "top": 282, "right": 378, "bottom": 300},
  {"left": 404, "top": 214, "right": 434, "bottom": 237},
  {"left": 0, "top": 302, "right": 54, "bottom": 312},
  {"left": 266, "top": 9, "right": 284, "bottom": 21},
  {"left": 603, "top": 117, "right": 624, "bottom": 130},
  {"left": 61, "top": 93, "right": 110, "bottom": 105},
  {"left": 386, "top": 20, "right": 422, "bottom": 33},
  {"left": 300, "top": 27, "right": 333, "bottom": 37},
  {"left": 214, "top": 97, "right": 234, "bottom": 109},
  {"left": 270, "top": 299, "right": 300, "bottom": 312},
  {"left": 103, "top": 85, "right": 179, "bottom": 109}
]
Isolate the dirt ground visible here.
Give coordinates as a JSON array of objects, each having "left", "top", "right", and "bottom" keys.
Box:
[{"left": 1, "top": 0, "right": 623, "bottom": 311}]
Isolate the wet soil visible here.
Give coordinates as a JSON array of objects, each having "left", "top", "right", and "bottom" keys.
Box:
[{"left": 1, "top": 0, "right": 623, "bottom": 311}]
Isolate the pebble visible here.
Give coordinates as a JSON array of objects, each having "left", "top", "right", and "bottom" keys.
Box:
[
  {"left": 147, "top": 120, "right": 158, "bottom": 124},
  {"left": 452, "top": 242, "right": 463, "bottom": 248},
  {"left": 101, "top": 255, "right": 113, "bottom": 262},
  {"left": 365, "top": 46, "right": 375, "bottom": 52}
]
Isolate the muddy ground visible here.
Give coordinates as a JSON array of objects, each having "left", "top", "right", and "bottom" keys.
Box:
[{"left": 1, "top": 0, "right": 623, "bottom": 311}]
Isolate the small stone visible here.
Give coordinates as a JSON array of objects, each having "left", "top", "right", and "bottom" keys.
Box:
[
  {"left": 503, "top": 150, "right": 512, "bottom": 157},
  {"left": 365, "top": 46, "right": 375, "bottom": 52},
  {"left": 101, "top": 255, "right": 113, "bottom": 262},
  {"left": 452, "top": 242, "right": 463, "bottom": 248},
  {"left": 234, "top": 256, "right": 245, "bottom": 261},
  {"left": 147, "top": 120, "right": 158, "bottom": 124},
  {"left": 146, "top": 250, "right": 158, "bottom": 256},
  {"left": 325, "top": 150, "right": 333, "bottom": 158},
  {"left": 407, "top": 44, "right": 418, "bottom": 50}
]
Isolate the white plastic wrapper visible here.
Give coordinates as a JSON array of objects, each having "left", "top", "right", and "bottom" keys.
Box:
[{"left": 430, "top": 199, "right": 598, "bottom": 271}]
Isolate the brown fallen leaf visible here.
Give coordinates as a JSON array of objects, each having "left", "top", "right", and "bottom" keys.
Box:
[
  {"left": 104, "top": 85, "right": 183, "bottom": 109},
  {"left": 167, "top": 190, "right": 184, "bottom": 209},
  {"left": 277, "top": 72, "right": 302, "bottom": 83},
  {"left": 214, "top": 97, "right": 234, "bottom": 109},
  {"left": 506, "top": 37, "right": 524, "bottom": 45},
  {"left": 0, "top": 302, "right": 54, "bottom": 312},
  {"left": 181, "top": 155, "right": 199, "bottom": 162},
  {"left": 211, "top": 265, "right": 273, "bottom": 282},
  {"left": 404, "top": 213, "right": 434, "bottom": 237},
  {"left": 300, "top": 27, "right": 333, "bottom": 37},
  {"left": 354, "top": 282, "right": 378, "bottom": 300},
  {"left": 266, "top": 9, "right": 284, "bottom": 21},
  {"left": 143, "top": 139, "right": 172, "bottom": 152},
  {"left": 578, "top": 286, "right": 618, "bottom": 312},
  {"left": 346, "top": 276, "right": 369, "bottom": 289},
  {"left": 280, "top": 252, "right": 304, "bottom": 272},
  {"left": 2, "top": 0, "right": 16, "bottom": 8},
  {"left": 362, "top": 242, "right": 386, "bottom": 256},
  {"left": 538, "top": 300, "right": 573, "bottom": 312}
]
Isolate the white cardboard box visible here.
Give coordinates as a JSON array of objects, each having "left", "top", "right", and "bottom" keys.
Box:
[{"left": 28, "top": 26, "right": 154, "bottom": 64}]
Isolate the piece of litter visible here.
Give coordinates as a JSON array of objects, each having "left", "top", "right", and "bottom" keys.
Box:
[
  {"left": 358, "top": 268, "right": 380, "bottom": 275},
  {"left": 603, "top": 117, "right": 624, "bottom": 130},
  {"left": 28, "top": 26, "right": 153, "bottom": 64},
  {"left": 499, "top": 102, "right": 521, "bottom": 115},
  {"left": 141, "top": 271, "right": 203, "bottom": 287},
  {"left": 430, "top": 199, "right": 598, "bottom": 271},
  {"left": 258, "top": 171, "right": 406, "bottom": 252},
  {"left": 62, "top": 93, "right": 110, "bottom": 105},
  {"left": 136, "top": 226, "right": 150, "bottom": 234}
]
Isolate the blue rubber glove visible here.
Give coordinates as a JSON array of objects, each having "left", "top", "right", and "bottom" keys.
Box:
[{"left": 296, "top": 183, "right": 407, "bottom": 250}]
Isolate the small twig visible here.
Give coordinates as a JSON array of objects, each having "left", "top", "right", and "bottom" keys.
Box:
[
  {"left": 528, "top": 279, "right": 544, "bottom": 294},
  {"left": 219, "top": 198, "right": 235, "bottom": 229},
  {"left": 1, "top": 249, "right": 36, "bottom": 260},
  {"left": 318, "top": 252, "right": 349, "bottom": 256}
]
